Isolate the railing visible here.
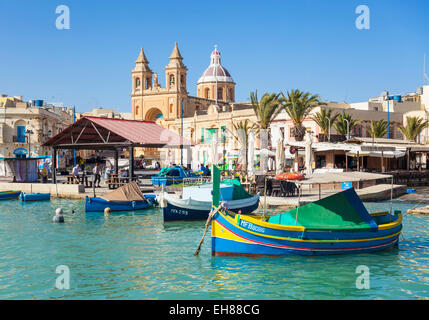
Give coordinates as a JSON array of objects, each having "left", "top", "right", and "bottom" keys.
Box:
[
  {"left": 13, "top": 136, "right": 26, "bottom": 143},
  {"left": 183, "top": 176, "right": 212, "bottom": 186}
]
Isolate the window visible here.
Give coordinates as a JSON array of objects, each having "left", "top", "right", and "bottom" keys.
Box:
[
  {"left": 17, "top": 126, "right": 26, "bottom": 143},
  {"left": 205, "top": 88, "right": 210, "bottom": 99},
  {"left": 135, "top": 78, "right": 141, "bottom": 89},
  {"left": 180, "top": 75, "right": 185, "bottom": 88},
  {"left": 217, "top": 88, "right": 223, "bottom": 100},
  {"left": 201, "top": 128, "right": 205, "bottom": 143},
  {"left": 170, "top": 104, "right": 173, "bottom": 113},
  {"left": 135, "top": 106, "right": 139, "bottom": 115},
  {"left": 145, "top": 78, "right": 150, "bottom": 89},
  {"left": 169, "top": 74, "right": 175, "bottom": 87}
]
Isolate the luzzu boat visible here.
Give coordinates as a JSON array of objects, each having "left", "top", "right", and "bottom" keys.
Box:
[
  {"left": 85, "top": 182, "right": 157, "bottom": 212},
  {"left": 211, "top": 188, "right": 402, "bottom": 256},
  {"left": 151, "top": 166, "right": 202, "bottom": 187},
  {"left": 20, "top": 193, "right": 51, "bottom": 201},
  {"left": 0, "top": 190, "right": 21, "bottom": 200},
  {"left": 163, "top": 179, "right": 259, "bottom": 221}
]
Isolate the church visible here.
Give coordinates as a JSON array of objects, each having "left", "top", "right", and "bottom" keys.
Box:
[{"left": 130, "top": 43, "right": 256, "bottom": 166}]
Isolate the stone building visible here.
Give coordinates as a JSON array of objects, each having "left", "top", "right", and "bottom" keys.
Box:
[
  {"left": 0, "top": 95, "right": 73, "bottom": 163},
  {"left": 128, "top": 43, "right": 429, "bottom": 170}
]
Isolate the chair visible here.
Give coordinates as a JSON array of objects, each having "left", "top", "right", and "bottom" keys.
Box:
[
  {"left": 255, "top": 175, "right": 271, "bottom": 195},
  {"left": 271, "top": 179, "right": 282, "bottom": 197}
]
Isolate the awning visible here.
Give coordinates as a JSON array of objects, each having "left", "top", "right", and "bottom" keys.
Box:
[
  {"left": 367, "top": 151, "right": 405, "bottom": 158},
  {"left": 293, "top": 171, "right": 392, "bottom": 185}
]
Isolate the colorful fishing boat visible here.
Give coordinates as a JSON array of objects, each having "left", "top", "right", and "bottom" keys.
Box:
[
  {"left": 20, "top": 192, "right": 51, "bottom": 201},
  {"left": 0, "top": 190, "right": 21, "bottom": 200},
  {"left": 85, "top": 182, "right": 156, "bottom": 212},
  {"left": 151, "top": 166, "right": 202, "bottom": 186},
  {"left": 211, "top": 188, "right": 402, "bottom": 256},
  {"left": 163, "top": 179, "right": 259, "bottom": 221}
]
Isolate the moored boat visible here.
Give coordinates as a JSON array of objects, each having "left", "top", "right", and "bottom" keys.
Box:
[
  {"left": 151, "top": 166, "right": 202, "bottom": 186},
  {"left": 211, "top": 188, "right": 402, "bottom": 256},
  {"left": 85, "top": 182, "right": 156, "bottom": 212},
  {"left": 20, "top": 192, "right": 51, "bottom": 201},
  {"left": 0, "top": 190, "right": 21, "bottom": 200},
  {"left": 163, "top": 179, "right": 260, "bottom": 221}
]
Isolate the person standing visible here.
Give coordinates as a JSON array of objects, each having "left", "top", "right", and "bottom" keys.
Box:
[
  {"left": 93, "top": 162, "right": 101, "bottom": 187},
  {"left": 72, "top": 164, "right": 80, "bottom": 184}
]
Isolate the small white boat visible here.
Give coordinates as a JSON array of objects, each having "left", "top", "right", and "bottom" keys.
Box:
[{"left": 163, "top": 179, "right": 260, "bottom": 221}]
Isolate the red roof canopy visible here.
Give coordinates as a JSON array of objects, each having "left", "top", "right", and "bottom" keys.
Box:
[{"left": 43, "top": 116, "right": 193, "bottom": 149}]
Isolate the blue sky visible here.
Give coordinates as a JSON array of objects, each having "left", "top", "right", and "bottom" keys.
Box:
[{"left": 0, "top": 0, "right": 428, "bottom": 113}]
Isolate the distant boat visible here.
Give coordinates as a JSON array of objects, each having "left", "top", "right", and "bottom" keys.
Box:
[
  {"left": 0, "top": 190, "right": 21, "bottom": 200},
  {"left": 85, "top": 182, "right": 156, "bottom": 212},
  {"left": 163, "top": 179, "right": 260, "bottom": 221},
  {"left": 151, "top": 166, "right": 202, "bottom": 186},
  {"left": 20, "top": 193, "right": 51, "bottom": 201},
  {"left": 211, "top": 188, "right": 402, "bottom": 256}
]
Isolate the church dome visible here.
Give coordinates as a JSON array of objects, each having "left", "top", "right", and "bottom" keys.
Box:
[{"left": 197, "top": 46, "right": 234, "bottom": 84}]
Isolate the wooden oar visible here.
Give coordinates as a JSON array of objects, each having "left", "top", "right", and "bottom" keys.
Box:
[{"left": 194, "top": 205, "right": 222, "bottom": 256}]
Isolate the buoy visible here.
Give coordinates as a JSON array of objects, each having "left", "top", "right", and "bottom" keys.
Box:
[
  {"left": 104, "top": 207, "right": 111, "bottom": 216},
  {"left": 53, "top": 208, "right": 64, "bottom": 223}
]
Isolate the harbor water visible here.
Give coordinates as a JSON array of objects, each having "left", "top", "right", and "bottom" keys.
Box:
[{"left": 0, "top": 199, "right": 427, "bottom": 299}]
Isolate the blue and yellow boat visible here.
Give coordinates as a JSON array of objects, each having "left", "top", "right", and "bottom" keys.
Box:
[
  {"left": 0, "top": 190, "right": 21, "bottom": 200},
  {"left": 211, "top": 188, "right": 402, "bottom": 256}
]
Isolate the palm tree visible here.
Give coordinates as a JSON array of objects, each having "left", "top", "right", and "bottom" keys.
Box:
[
  {"left": 232, "top": 119, "right": 258, "bottom": 171},
  {"left": 250, "top": 91, "right": 282, "bottom": 172},
  {"left": 312, "top": 109, "right": 339, "bottom": 142},
  {"left": 367, "top": 119, "right": 390, "bottom": 143},
  {"left": 398, "top": 116, "right": 429, "bottom": 142},
  {"left": 334, "top": 113, "right": 362, "bottom": 139},
  {"left": 250, "top": 91, "right": 282, "bottom": 130},
  {"left": 281, "top": 89, "right": 326, "bottom": 141}
]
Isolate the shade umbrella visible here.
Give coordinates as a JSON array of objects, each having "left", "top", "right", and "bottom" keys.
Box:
[
  {"left": 276, "top": 137, "right": 285, "bottom": 174},
  {"left": 304, "top": 132, "right": 313, "bottom": 175},
  {"left": 248, "top": 130, "right": 255, "bottom": 177}
]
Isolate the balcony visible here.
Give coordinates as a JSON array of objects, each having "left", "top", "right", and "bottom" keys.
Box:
[{"left": 13, "top": 136, "right": 26, "bottom": 143}]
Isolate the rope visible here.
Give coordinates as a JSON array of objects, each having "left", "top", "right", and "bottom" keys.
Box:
[{"left": 194, "top": 205, "right": 222, "bottom": 256}]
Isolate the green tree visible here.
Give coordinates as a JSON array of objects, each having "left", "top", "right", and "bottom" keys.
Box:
[
  {"left": 232, "top": 119, "right": 258, "bottom": 171},
  {"left": 398, "top": 116, "right": 429, "bottom": 142},
  {"left": 312, "top": 109, "right": 339, "bottom": 141},
  {"left": 250, "top": 91, "right": 282, "bottom": 130},
  {"left": 367, "top": 119, "right": 390, "bottom": 142},
  {"left": 281, "top": 89, "right": 326, "bottom": 141},
  {"left": 334, "top": 113, "right": 362, "bottom": 138}
]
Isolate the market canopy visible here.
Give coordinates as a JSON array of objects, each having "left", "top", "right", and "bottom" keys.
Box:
[
  {"left": 43, "top": 116, "right": 193, "bottom": 150},
  {"left": 292, "top": 171, "right": 392, "bottom": 185}
]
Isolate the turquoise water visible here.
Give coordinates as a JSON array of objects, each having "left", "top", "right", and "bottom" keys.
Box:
[{"left": 0, "top": 199, "right": 427, "bottom": 300}]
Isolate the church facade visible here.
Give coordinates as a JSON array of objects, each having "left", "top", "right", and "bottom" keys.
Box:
[{"left": 130, "top": 43, "right": 256, "bottom": 166}]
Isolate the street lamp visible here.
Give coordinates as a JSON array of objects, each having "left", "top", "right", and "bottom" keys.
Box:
[
  {"left": 344, "top": 119, "right": 350, "bottom": 140},
  {"left": 25, "top": 129, "right": 34, "bottom": 158}
]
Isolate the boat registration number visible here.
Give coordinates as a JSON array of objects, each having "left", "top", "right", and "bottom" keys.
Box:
[
  {"left": 171, "top": 208, "right": 189, "bottom": 216},
  {"left": 239, "top": 220, "right": 265, "bottom": 234}
]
